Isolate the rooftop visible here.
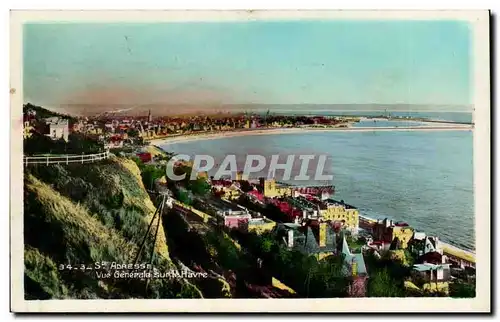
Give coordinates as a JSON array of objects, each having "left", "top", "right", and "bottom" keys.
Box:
[
  {"left": 211, "top": 179, "right": 234, "bottom": 187},
  {"left": 249, "top": 217, "right": 274, "bottom": 225},
  {"left": 413, "top": 263, "right": 450, "bottom": 272},
  {"left": 324, "top": 199, "right": 357, "bottom": 210},
  {"left": 341, "top": 236, "right": 368, "bottom": 276},
  {"left": 45, "top": 116, "right": 69, "bottom": 126},
  {"left": 206, "top": 198, "right": 247, "bottom": 214},
  {"left": 286, "top": 197, "right": 317, "bottom": 212},
  {"left": 277, "top": 222, "right": 338, "bottom": 255}
]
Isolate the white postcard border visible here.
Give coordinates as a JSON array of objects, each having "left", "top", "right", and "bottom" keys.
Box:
[{"left": 9, "top": 9, "right": 491, "bottom": 313}]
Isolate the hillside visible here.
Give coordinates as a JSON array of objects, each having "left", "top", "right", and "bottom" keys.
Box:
[
  {"left": 23, "top": 156, "right": 202, "bottom": 299},
  {"left": 24, "top": 103, "right": 77, "bottom": 121}
]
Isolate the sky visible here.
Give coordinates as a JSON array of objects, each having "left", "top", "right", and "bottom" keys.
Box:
[{"left": 23, "top": 20, "right": 472, "bottom": 108}]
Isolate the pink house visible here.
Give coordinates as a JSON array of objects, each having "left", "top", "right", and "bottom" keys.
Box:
[
  {"left": 224, "top": 214, "right": 251, "bottom": 229},
  {"left": 248, "top": 190, "right": 264, "bottom": 202}
]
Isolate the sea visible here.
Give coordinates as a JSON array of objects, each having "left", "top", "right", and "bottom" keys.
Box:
[{"left": 159, "top": 111, "right": 474, "bottom": 251}]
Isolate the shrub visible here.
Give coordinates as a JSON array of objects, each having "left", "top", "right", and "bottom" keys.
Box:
[
  {"left": 367, "top": 268, "right": 405, "bottom": 297},
  {"left": 450, "top": 281, "right": 476, "bottom": 298},
  {"left": 24, "top": 245, "right": 67, "bottom": 299}
]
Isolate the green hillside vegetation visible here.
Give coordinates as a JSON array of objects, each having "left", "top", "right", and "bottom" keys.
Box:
[
  {"left": 24, "top": 156, "right": 202, "bottom": 299},
  {"left": 24, "top": 132, "right": 104, "bottom": 155},
  {"left": 23, "top": 103, "right": 76, "bottom": 121},
  {"left": 23, "top": 103, "right": 103, "bottom": 155},
  {"left": 230, "top": 230, "right": 349, "bottom": 297},
  {"left": 162, "top": 210, "right": 234, "bottom": 298}
]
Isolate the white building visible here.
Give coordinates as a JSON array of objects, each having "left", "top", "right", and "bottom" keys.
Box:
[{"left": 45, "top": 117, "right": 69, "bottom": 142}]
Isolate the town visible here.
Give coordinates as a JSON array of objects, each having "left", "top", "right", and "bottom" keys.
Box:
[
  {"left": 22, "top": 103, "right": 358, "bottom": 152},
  {"left": 151, "top": 164, "right": 476, "bottom": 297},
  {"left": 22, "top": 103, "right": 476, "bottom": 298}
]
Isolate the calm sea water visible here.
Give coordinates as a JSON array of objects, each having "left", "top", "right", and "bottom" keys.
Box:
[
  {"left": 281, "top": 111, "right": 473, "bottom": 123},
  {"left": 160, "top": 114, "right": 474, "bottom": 251},
  {"left": 353, "top": 120, "right": 429, "bottom": 127}
]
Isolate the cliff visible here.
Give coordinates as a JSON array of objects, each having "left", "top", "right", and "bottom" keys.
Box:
[{"left": 23, "top": 156, "right": 202, "bottom": 299}]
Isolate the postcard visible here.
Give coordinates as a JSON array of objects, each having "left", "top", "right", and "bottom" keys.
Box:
[{"left": 10, "top": 10, "right": 491, "bottom": 313}]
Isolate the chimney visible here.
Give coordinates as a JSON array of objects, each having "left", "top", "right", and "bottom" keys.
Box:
[
  {"left": 287, "top": 229, "right": 294, "bottom": 248},
  {"left": 352, "top": 261, "right": 358, "bottom": 277},
  {"left": 319, "top": 222, "right": 327, "bottom": 247},
  {"left": 303, "top": 210, "right": 307, "bottom": 219}
]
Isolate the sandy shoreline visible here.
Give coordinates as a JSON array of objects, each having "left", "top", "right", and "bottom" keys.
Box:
[{"left": 149, "top": 124, "right": 473, "bottom": 146}]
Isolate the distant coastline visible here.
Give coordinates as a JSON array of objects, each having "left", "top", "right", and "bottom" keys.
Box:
[
  {"left": 43, "top": 103, "right": 474, "bottom": 118},
  {"left": 148, "top": 122, "right": 473, "bottom": 146}
]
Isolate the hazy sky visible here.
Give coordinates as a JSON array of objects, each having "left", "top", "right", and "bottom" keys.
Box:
[{"left": 24, "top": 20, "right": 472, "bottom": 107}]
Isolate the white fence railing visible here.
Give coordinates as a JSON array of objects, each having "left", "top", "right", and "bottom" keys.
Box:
[{"left": 23, "top": 150, "right": 111, "bottom": 166}]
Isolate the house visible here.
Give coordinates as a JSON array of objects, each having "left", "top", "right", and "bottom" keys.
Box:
[
  {"left": 286, "top": 196, "right": 319, "bottom": 220},
  {"left": 276, "top": 221, "right": 338, "bottom": 260},
  {"left": 262, "top": 179, "right": 293, "bottom": 198},
  {"left": 105, "top": 136, "right": 124, "bottom": 149},
  {"left": 248, "top": 217, "right": 277, "bottom": 234},
  {"left": 104, "top": 122, "right": 115, "bottom": 133},
  {"left": 136, "top": 152, "right": 152, "bottom": 163},
  {"left": 223, "top": 213, "right": 252, "bottom": 229},
  {"left": 424, "top": 236, "right": 444, "bottom": 255},
  {"left": 411, "top": 263, "right": 451, "bottom": 294},
  {"left": 205, "top": 198, "right": 251, "bottom": 229},
  {"left": 292, "top": 185, "right": 335, "bottom": 200},
  {"left": 410, "top": 247, "right": 451, "bottom": 294},
  {"left": 372, "top": 218, "right": 414, "bottom": 249},
  {"left": 247, "top": 190, "right": 265, "bottom": 203},
  {"left": 341, "top": 235, "right": 369, "bottom": 297},
  {"left": 409, "top": 234, "right": 444, "bottom": 258},
  {"left": 222, "top": 184, "right": 242, "bottom": 200},
  {"left": 44, "top": 117, "right": 69, "bottom": 141},
  {"left": 211, "top": 179, "right": 242, "bottom": 200},
  {"left": 267, "top": 198, "right": 302, "bottom": 221},
  {"left": 320, "top": 199, "right": 359, "bottom": 234}
]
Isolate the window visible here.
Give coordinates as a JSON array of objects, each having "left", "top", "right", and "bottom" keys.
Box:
[{"left": 437, "top": 268, "right": 444, "bottom": 280}]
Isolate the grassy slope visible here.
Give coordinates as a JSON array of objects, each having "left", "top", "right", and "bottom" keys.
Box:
[{"left": 23, "top": 156, "right": 202, "bottom": 299}]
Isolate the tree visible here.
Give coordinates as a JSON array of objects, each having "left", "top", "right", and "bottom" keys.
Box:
[
  {"left": 188, "top": 178, "right": 211, "bottom": 196},
  {"left": 24, "top": 132, "right": 57, "bottom": 155},
  {"left": 312, "top": 256, "right": 349, "bottom": 297},
  {"left": 127, "top": 128, "right": 140, "bottom": 138},
  {"left": 260, "top": 237, "right": 273, "bottom": 253},
  {"left": 367, "top": 268, "right": 405, "bottom": 297},
  {"left": 450, "top": 281, "right": 476, "bottom": 298},
  {"left": 239, "top": 181, "right": 253, "bottom": 193},
  {"left": 177, "top": 190, "right": 192, "bottom": 205},
  {"left": 141, "top": 165, "right": 164, "bottom": 191},
  {"left": 66, "top": 133, "right": 103, "bottom": 154}
]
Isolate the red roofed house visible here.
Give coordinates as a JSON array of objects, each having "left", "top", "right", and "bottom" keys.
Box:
[{"left": 136, "top": 152, "right": 152, "bottom": 163}]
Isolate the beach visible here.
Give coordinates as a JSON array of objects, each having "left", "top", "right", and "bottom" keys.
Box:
[{"left": 148, "top": 123, "right": 473, "bottom": 145}]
